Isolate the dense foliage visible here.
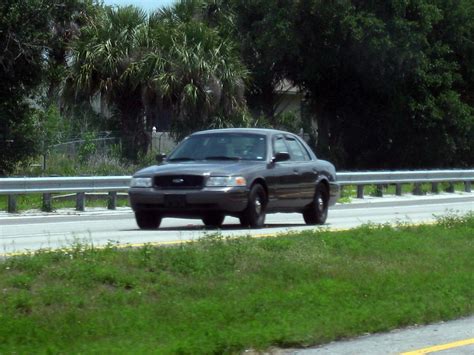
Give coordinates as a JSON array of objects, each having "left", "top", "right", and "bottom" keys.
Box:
[
  {"left": 0, "top": 0, "right": 49, "bottom": 175},
  {"left": 291, "top": 0, "right": 474, "bottom": 168},
  {"left": 227, "top": 0, "right": 474, "bottom": 168},
  {"left": 1, "top": 0, "right": 473, "bottom": 173},
  {"left": 0, "top": 0, "right": 95, "bottom": 175},
  {"left": 64, "top": 3, "right": 249, "bottom": 160}
]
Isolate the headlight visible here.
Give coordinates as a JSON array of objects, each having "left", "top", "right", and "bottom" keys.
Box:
[
  {"left": 130, "top": 177, "right": 152, "bottom": 188},
  {"left": 205, "top": 176, "right": 247, "bottom": 187}
]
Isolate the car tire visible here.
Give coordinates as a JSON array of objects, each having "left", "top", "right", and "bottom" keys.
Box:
[
  {"left": 202, "top": 214, "right": 225, "bottom": 227},
  {"left": 303, "top": 183, "right": 329, "bottom": 225},
  {"left": 135, "top": 211, "right": 162, "bottom": 229},
  {"left": 240, "top": 184, "right": 267, "bottom": 228}
]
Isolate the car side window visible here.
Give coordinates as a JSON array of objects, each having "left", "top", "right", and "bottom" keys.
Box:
[
  {"left": 273, "top": 135, "right": 288, "bottom": 155},
  {"left": 285, "top": 137, "right": 310, "bottom": 161},
  {"left": 295, "top": 138, "right": 312, "bottom": 160}
]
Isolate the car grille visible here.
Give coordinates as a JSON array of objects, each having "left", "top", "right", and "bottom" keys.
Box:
[{"left": 153, "top": 175, "right": 204, "bottom": 189}]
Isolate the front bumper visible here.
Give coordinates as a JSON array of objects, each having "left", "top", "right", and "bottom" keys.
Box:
[{"left": 129, "top": 186, "right": 249, "bottom": 217}]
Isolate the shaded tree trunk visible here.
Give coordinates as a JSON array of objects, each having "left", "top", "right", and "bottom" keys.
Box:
[
  {"left": 117, "top": 92, "right": 148, "bottom": 161},
  {"left": 313, "top": 100, "right": 347, "bottom": 168},
  {"left": 315, "top": 112, "right": 331, "bottom": 160},
  {"left": 246, "top": 80, "right": 277, "bottom": 122}
]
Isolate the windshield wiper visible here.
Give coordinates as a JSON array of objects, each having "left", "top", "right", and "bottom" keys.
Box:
[
  {"left": 167, "top": 157, "right": 195, "bottom": 161},
  {"left": 204, "top": 156, "right": 241, "bottom": 161}
]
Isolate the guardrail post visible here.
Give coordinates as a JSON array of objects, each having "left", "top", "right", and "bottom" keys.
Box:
[
  {"left": 8, "top": 194, "right": 17, "bottom": 213},
  {"left": 413, "top": 183, "right": 423, "bottom": 196},
  {"left": 431, "top": 183, "right": 439, "bottom": 194},
  {"left": 108, "top": 192, "right": 117, "bottom": 210},
  {"left": 357, "top": 185, "right": 364, "bottom": 199},
  {"left": 446, "top": 183, "right": 455, "bottom": 193},
  {"left": 42, "top": 193, "right": 52, "bottom": 212},
  {"left": 465, "top": 181, "right": 472, "bottom": 193},
  {"left": 395, "top": 184, "right": 402, "bottom": 196},
  {"left": 76, "top": 192, "right": 85, "bottom": 211},
  {"left": 375, "top": 184, "right": 383, "bottom": 197}
]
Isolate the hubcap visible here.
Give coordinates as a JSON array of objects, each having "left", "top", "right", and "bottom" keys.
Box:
[
  {"left": 317, "top": 195, "right": 324, "bottom": 212},
  {"left": 255, "top": 198, "right": 262, "bottom": 215}
]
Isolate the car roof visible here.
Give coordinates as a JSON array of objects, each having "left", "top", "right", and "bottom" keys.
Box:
[{"left": 190, "top": 128, "right": 292, "bottom": 137}]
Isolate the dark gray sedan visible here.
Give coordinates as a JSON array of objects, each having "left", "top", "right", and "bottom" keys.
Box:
[{"left": 128, "top": 128, "right": 339, "bottom": 229}]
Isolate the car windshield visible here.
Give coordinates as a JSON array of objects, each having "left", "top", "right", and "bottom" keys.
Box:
[{"left": 168, "top": 133, "right": 267, "bottom": 161}]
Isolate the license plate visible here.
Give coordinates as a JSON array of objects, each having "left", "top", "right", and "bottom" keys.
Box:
[{"left": 164, "top": 195, "right": 187, "bottom": 208}]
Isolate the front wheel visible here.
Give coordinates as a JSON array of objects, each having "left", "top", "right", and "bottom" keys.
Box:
[
  {"left": 135, "top": 211, "right": 162, "bottom": 230},
  {"left": 202, "top": 214, "right": 225, "bottom": 227},
  {"left": 303, "top": 184, "right": 329, "bottom": 225},
  {"left": 240, "top": 184, "right": 267, "bottom": 228}
]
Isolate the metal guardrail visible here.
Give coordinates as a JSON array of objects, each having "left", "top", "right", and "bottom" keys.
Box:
[
  {"left": 0, "top": 176, "right": 131, "bottom": 194},
  {"left": 337, "top": 170, "right": 474, "bottom": 185},
  {"left": 337, "top": 170, "right": 474, "bottom": 198},
  {"left": 0, "top": 170, "right": 473, "bottom": 213},
  {"left": 0, "top": 176, "right": 132, "bottom": 213}
]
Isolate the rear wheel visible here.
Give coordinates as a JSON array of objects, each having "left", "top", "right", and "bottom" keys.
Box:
[
  {"left": 303, "top": 184, "right": 329, "bottom": 225},
  {"left": 135, "top": 211, "right": 162, "bottom": 230},
  {"left": 202, "top": 214, "right": 225, "bottom": 227},
  {"left": 240, "top": 184, "right": 267, "bottom": 228}
]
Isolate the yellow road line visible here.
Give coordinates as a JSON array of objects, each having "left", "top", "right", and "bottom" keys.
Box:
[
  {"left": 0, "top": 233, "right": 272, "bottom": 257},
  {"left": 401, "top": 338, "right": 474, "bottom": 354},
  {"left": 0, "top": 220, "right": 437, "bottom": 258}
]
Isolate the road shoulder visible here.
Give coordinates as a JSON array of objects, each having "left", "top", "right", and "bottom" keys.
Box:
[{"left": 283, "top": 316, "right": 474, "bottom": 355}]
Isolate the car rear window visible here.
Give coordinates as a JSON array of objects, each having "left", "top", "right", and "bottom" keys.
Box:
[{"left": 286, "top": 137, "right": 311, "bottom": 161}]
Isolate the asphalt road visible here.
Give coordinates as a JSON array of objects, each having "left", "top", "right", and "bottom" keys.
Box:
[
  {"left": 1, "top": 193, "right": 472, "bottom": 254},
  {"left": 287, "top": 316, "right": 474, "bottom": 355}
]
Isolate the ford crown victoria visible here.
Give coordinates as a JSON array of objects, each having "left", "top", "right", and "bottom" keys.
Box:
[{"left": 128, "top": 128, "right": 339, "bottom": 229}]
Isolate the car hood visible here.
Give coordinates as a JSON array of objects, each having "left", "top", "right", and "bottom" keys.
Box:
[{"left": 133, "top": 160, "right": 266, "bottom": 177}]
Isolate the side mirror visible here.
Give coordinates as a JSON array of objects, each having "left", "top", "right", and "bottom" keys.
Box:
[
  {"left": 156, "top": 153, "right": 166, "bottom": 163},
  {"left": 272, "top": 152, "right": 290, "bottom": 163}
]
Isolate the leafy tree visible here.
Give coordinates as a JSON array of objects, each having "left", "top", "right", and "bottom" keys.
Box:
[
  {"left": 288, "top": 0, "right": 473, "bottom": 168},
  {"left": 45, "top": 0, "right": 97, "bottom": 101},
  {"left": 63, "top": 6, "right": 151, "bottom": 160},
  {"left": 149, "top": 1, "right": 249, "bottom": 140},
  {"left": 64, "top": 2, "right": 248, "bottom": 159},
  {"left": 240, "top": 1, "right": 294, "bottom": 121},
  {"left": 175, "top": 0, "right": 304, "bottom": 133},
  {"left": 213, "top": 0, "right": 297, "bottom": 125},
  {"left": 224, "top": 0, "right": 473, "bottom": 168},
  {"left": 0, "top": 0, "right": 98, "bottom": 175},
  {"left": 0, "top": 0, "right": 51, "bottom": 175}
]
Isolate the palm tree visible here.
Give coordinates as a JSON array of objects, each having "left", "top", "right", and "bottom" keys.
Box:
[
  {"left": 64, "top": 1, "right": 249, "bottom": 160},
  {"left": 63, "top": 6, "right": 150, "bottom": 159},
  {"left": 150, "top": 13, "right": 248, "bottom": 139},
  {"left": 129, "top": 0, "right": 249, "bottom": 140}
]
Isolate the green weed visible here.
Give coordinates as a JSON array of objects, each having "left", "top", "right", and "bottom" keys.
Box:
[{"left": 0, "top": 215, "right": 472, "bottom": 353}]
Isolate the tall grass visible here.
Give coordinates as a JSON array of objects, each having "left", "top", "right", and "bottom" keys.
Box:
[{"left": 14, "top": 144, "right": 159, "bottom": 177}]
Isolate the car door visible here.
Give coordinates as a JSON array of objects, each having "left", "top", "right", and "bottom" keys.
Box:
[
  {"left": 265, "top": 134, "right": 294, "bottom": 209},
  {"left": 284, "top": 135, "right": 317, "bottom": 206}
]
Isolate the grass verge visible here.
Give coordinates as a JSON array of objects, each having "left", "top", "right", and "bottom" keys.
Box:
[{"left": 0, "top": 213, "right": 473, "bottom": 353}]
